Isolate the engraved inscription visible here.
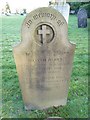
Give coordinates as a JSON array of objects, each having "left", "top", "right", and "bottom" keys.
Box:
[
  {"left": 28, "top": 50, "right": 71, "bottom": 90},
  {"left": 26, "top": 13, "right": 65, "bottom": 28},
  {"left": 33, "top": 13, "right": 56, "bottom": 20},
  {"left": 57, "top": 20, "right": 64, "bottom": 26},
  {"left": 26, "top": 20, "right": 32, "bottom": 28}
]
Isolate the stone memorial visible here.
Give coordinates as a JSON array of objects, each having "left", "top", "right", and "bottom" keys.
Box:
[
  {"left": 77, "top": 8, "right": 87, "bottom": 28},
  {"left": 13, "top": 7, "right": 76, "bottom": 110},
  {"left": 49, "top": 0, "right": 70, "bottom": 23}
]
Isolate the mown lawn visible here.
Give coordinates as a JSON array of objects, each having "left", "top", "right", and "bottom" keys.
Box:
[{"left": 1, "top": 14, "right": 89, "bottom": 119}]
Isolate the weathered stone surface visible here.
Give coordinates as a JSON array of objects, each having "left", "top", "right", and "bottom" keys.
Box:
[
  {"left": 13, "top": 7, "right": 76, "bottom": 110},
  {"left": 77, "top": 8, "right": 87, "bottom": 28}
]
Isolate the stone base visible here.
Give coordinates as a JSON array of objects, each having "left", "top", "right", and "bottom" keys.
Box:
[
  {"left": 24, "top": 100, "right": 67, "bottom": 111},
  {"left": 25, "top": 104, "right": 41, "bottom": 110}
]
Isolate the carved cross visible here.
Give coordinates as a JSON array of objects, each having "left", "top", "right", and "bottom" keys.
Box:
[{"left": 38, "top": 25, "right": 50, "bottom": 44}]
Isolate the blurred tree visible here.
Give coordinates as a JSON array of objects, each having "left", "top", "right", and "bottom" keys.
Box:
[
  {"left": 80, "top": 2, "right": 90, "bottom": 18},
  {"left": 68, "top": 2, "right": 90, "bottom": 15}
]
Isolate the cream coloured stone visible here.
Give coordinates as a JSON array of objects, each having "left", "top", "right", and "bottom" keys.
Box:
[{"left": 13, "top": 7, "right": 76, "bottom": 110}]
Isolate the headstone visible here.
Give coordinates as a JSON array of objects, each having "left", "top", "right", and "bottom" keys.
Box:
[
  {"left": 13, "top": 7, "right": 76, "bottom": 110},
  {"left": 77, "top": 8, "right": 87, "bottom": 28},
  {"left": 55, "top": 0, "right": 66, "bottom": 5},
  {"left": 49, "top": 1, "right": 70, "bottom": 23}
]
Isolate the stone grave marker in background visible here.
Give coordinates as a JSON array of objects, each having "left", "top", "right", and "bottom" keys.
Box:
[
  {"left": 13, "top": 7, "right": 76, "bottom": 110},
  {"left": 77, "top": 8, "right": 87, "bottom": 28},
  {"left": 49, "top": 0, "right": 70, "bottom": 23}
]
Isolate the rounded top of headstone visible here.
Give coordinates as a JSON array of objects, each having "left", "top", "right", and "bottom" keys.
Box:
[
  {"left": 21, "top": 7, "right": 69, "bottom": 45},
  {"left": 77, "top": 8, "right": 87, "bottom": 18}
]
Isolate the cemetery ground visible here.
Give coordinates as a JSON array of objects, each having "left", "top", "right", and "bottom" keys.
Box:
[{"left": 1, "top": 14, "right": 89, "bottom": 118}]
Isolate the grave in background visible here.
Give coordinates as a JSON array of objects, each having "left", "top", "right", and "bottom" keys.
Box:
[
  {"left": 77, "top": 8, "right": 87, "bottom": 28},
  {"left": 49, "top": 0, "right": 70, "bottom": 23}
]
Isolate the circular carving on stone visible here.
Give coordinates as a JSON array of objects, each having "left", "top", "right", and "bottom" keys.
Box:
[{"left": 35, "top": 24, "right": 54, "bottom": 45}]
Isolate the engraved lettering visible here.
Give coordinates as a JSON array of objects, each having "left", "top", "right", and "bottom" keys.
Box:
[
  {"left": 57, "top": 20, "right": 64, "bottom": 26},
  {"left": 26, "top": 20, "right": 32, "bottom": 28},
  {"left": 26, "top": 13, "right": 64, "bottom": 28}
]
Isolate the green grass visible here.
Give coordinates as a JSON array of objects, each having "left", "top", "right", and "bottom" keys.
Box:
[{"left": 1, "top": 15, "right": 89, "bottom": 119}]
